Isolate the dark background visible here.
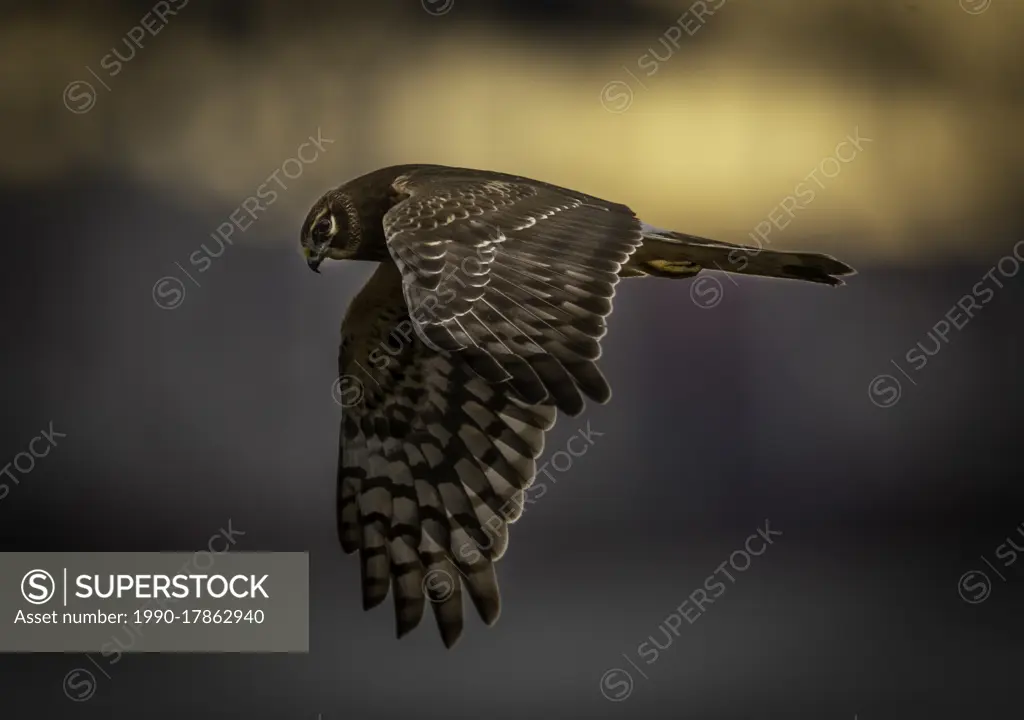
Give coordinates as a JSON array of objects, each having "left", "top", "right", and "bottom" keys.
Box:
[{"left": 1, "top": 0, "right": 1023, "bottom": 717}]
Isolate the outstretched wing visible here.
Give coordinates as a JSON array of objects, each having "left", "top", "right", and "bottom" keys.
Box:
[
  {"left": 337, "top": 169, "right": 641, "bottom": 647},
  {"left": 338, "top": 282, "right": 555, "bottom": 647},
  {"left": 383, "top": 166, "right": 644, "bottom": 414}
]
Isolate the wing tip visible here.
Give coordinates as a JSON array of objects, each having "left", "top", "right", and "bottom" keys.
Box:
[
  {"left": 363, "top": 591, "right": 388, "bottom": 612},
  {"left": 440, "top": 628, "right": 462, "bottom": 649}
]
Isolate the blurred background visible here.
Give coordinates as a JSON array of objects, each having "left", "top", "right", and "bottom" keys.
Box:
[{"left": 1, "top": 0, "right": 1022, "bottom": 717}]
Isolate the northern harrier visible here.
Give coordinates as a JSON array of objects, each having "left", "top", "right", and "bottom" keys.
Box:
[{"left": 301, "top": 164, "right": 853, "bottom": 647}]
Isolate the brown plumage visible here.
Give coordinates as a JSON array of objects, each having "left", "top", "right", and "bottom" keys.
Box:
[{"left": 301, "top": 164, "right": 854, "bottom": 648}]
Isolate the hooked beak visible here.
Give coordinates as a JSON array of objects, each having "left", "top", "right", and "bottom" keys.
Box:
[{"left": 305, "top": 246, "right": 326, "bottom": 273}]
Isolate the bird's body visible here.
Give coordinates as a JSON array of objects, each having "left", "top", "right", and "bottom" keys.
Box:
[{"left": 302, "top": 164, "right": 854, "bottom": 648}]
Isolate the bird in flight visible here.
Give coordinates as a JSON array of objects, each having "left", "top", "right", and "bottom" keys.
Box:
[{"left": 301, "top": 164, "right": 854, "bottom": 648}]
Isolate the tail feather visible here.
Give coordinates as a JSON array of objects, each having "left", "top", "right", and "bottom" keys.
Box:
[{"left": 629, "top": 226, "right": 855, "bottom": 286}]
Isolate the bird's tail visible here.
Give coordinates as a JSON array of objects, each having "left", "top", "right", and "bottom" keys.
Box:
[{"left": 627, "top": 225, "right": 855, "bottom": 286}]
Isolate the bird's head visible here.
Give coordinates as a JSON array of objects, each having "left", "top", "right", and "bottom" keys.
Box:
[{"left": 300, "top": 190, "right": 360, "bottom": 273}]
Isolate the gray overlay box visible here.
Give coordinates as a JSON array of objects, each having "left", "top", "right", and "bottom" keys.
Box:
[{"left": 1, "top": 552, "right": 308, "bottom": 652}]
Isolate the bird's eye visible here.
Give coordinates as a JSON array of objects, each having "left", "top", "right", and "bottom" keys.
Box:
[{"left": 315, "top": 216, "right": 333, "bottom": 236}]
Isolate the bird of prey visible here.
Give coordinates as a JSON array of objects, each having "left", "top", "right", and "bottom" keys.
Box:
[{"left": 301, "top": 164, "right": 854, "bottom": 648}]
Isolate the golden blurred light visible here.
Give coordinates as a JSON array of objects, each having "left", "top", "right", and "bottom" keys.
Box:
[{"left": 0, "top": 0, "right": 1020, "bottom": 261}]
